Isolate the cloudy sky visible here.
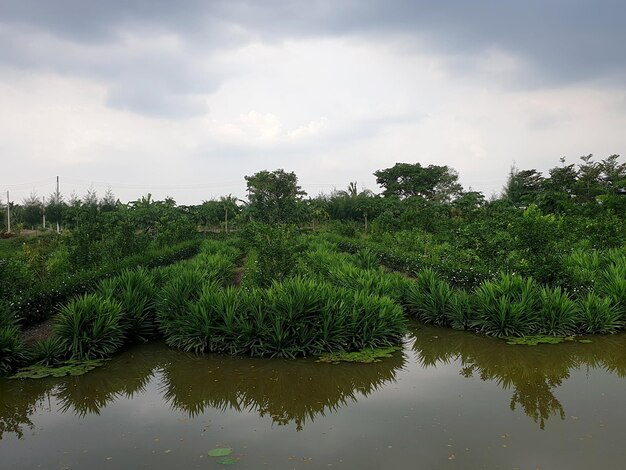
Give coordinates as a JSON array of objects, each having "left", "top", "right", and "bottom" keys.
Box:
[{"left": 1, "top": 0, "right": 626, "bottom": 204}]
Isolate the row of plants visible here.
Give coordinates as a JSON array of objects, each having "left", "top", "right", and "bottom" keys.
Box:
[
  {"left": 8, "top": 238, "right": 205, "bottom": 326},
  {"left": 160, "top": 276, "right": 405, "bottom": 358},
  {"left": 324, "top": 232, "right": 490, "bottom": 289},
  {"left": 0, "top": 239, "right": 242, "bottom": 375},
  {"left": 301, "top": 235, "right": 626, "bottom": 337},
  {"left": 2, "top": 235, "right": 407, "bottom": 374},
  {"left": 325, "top": 229, "right": 626, "bottom": 294},
  {"left": 405, "top": 267, "right": 626, "bottom": 337}
]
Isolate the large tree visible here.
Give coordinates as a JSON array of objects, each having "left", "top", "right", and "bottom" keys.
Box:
[
  {"left": 503, "top": 167, "right": 544, "bottom": 206},
  {"left": 244, "top": 169, "right": 306, "bottom": 224},
  {"left": 374, "top": 162, "right": 462, "bottom": 202}
]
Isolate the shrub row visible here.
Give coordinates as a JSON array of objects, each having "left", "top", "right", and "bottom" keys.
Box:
[
  {"left": 406, "top": 269, "right": 626, "bottom": 337},
  {"left": 46, "top": 239, "right": 242, "bottom": 363},
  {"left": 10, "top": 238, "right": 203, "bottom": 326},
  {"left": 0, "top": 302, "right": 28, "bottom": 375},
  {"left": 158, "top": 277, "right": 407, "bottom": 358},
  {"left": 325, "top": 233, "right": 491, "bottom": 289}
]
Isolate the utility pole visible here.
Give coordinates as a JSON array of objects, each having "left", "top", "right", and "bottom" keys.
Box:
[
  {"left": 6, "top": 190, "right": 10, "bottom": 233},
  {"left": 42, "top": 196, "right": 46, "bottom": 229},
  {"left": 56, "top": 176, "right": 60, "bottom": 233}
]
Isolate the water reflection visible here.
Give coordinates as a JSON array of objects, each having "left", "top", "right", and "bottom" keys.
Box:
[
  {"left": 3, "top": 328, "right": 626, "bottom": 441},
  {"left": 0, "top": 343, "right": 405, "bottom": 438},
  {"left": 160, "top": 351, "right": 405, "bottom": 430},
  {"left": 410, "top": 325, "right": 626, "bottom": 428}
]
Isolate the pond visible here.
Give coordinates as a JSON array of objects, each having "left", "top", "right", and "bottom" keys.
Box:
[{"left": 2, "top": 323, "right": 626, "bottom": 469}]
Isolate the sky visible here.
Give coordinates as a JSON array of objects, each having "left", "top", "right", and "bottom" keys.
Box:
[{"left": 1, "top": 0, "right": 626, "bottom": 205}]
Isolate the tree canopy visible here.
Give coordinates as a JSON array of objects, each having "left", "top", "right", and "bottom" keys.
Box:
[
  {"left": 374, "top": 162, "right": 462, "bottom": 202},
  {"left": 244, "top": 169, "right": 306, "bottom": 224}
]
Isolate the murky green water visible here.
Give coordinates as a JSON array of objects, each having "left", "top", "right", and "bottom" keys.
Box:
[{"left": 2, "top": 324, "right": 626, "bottom": 469}]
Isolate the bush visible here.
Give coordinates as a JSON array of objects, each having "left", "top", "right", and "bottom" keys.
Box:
[
  {"left": 11, "top": 239, "right": 202, "bottom": 326},
  {"left": 0, "top": 302, "right": 28, "bottom": 375},
  {"left": 29, "top": 336, "right": 67, "bottom": 367},
  {"left": 536, "top": 287, "right": 578, "bottom": 336},
  {"left": 576, "top": 293, "right": 623, "bottom": 334},
  {"left": 597, "top": 265, "right": 626, "bottom": 319},
  {"left": 110, "top": 268, "right": 157, "bottom": 343},
  {"left": 447, "top": 290, "right": 476, "bottom": 330},
  {"left": 474, "top": 273, "right": 540, "bottom": 337},
  {"left": 159, "top": 276, "right": 407, "bottom": 359},
  {"left": 405, "top": 269, "right": 455, "bottom": 326},
  {"left": 242, "top": 223, "right": 303, "bottom": 287},
  {"left": 54, "top": 294, "right": 125, "bottom": 360}
]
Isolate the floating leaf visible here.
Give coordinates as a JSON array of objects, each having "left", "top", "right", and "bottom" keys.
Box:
[
  {"left": 505, "top": 335, "right": 592, "bottom": 346},
  {"left": 505, "top": 336, "right": 567, "bottom": 346},
  {"left": 208, "top": 448, "right": 232, "bottom": 457},
  {"left": 317, "top": 346, "right": 402, "bottom": 364},
  {"left": 217, "top": 457, "right": 237, "bottom": 465},
  {"left": 10, "top": 359, "right": 106, "bottom": 379}
]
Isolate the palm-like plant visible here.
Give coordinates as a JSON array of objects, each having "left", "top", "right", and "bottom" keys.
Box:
[
  {"left": 576, "top": 293, "right": 623, "bottom": 334},
  {"left": 536, "top": 287, "right": 578, "bottom": 336},
  {"left": 474, "top": 273, "right": 540, "bottom": 337},
  {"left": 54, "top": 294, "right": 124, "bottom": 360}
]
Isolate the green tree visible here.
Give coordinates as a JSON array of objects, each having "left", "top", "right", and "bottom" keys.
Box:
[
  {"left": 503, "top": 167, "right": 544, "bottom": 207},
  {"left": 244, "top": 169, "right": 306, "bottom": 224},
  {"left": 100, "top": 187, "right": 117, "bottom": 212},
  {"left": 46, "top": 188, "right": 65, "bottom": 231},
  {"left": 22, "top": 191, "right": 42, "bottom": 229},
  {"left": 374, "top": 162, "right": 462, "bottom": 202}
]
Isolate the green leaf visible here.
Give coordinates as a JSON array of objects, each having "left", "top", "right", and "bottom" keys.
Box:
[
  {"left": 208, "top": 448, "right": 232, "bottom": 457},
  {"left": 217, "top": 457, "right": 237, "bottom": 465}
]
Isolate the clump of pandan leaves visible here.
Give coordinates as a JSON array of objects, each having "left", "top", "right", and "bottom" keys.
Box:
[
  {"left": 54, "top": 294, "right": 125, "bottom": 360},
  {"left": 405, "top": 269, "right": 456, "bottom": 327},
  {"left": 576, "top": 293, "right": 623, "bottom": 334},
  {"left": 96, "top": 268, "right": 157, "bottom": 343},
  {"left": 0, "top": 301, "right": 28, "bottom": 376},
  {"left": 473, "top": 273, "right": 540, "bottom": 337},
  {"left": 159, "top": 276, "right": 406, "bottom": 359}
]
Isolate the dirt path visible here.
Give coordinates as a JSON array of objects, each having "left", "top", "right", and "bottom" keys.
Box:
[
  {"left": 21, "top": 317, "right": 55, "bottom": 346},
  {"left": 232, "top": 265, "right": 244, "bottom": 287}
]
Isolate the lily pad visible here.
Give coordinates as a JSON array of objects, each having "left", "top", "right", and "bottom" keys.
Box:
[
  {"left": 505, "top": 335, "right": 592, "bottom": 346},
  {"left": 208, "top": 448, "right": 233, "bottom": 457},
  {"left": 217, "top": 457, "right": 237, "bottom": 465},
  {"left": 11, "top": 359, "right": 106, "bottom": 379},
  {"left": 506, "top": 336, "right": 567, "bottom": 345},
  {"left": 317, "top": 346, "right": 402, "bottom": 363}
]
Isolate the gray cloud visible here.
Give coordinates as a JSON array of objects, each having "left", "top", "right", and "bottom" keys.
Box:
[{"left": 1, "top": 0, "right": 625, "bottom": 116}]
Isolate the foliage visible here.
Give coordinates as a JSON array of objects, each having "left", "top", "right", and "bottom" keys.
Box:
[
  {"left": 29, "top": 336, "right": 67, "bottom": 367},
  {"left": 0, "top": 302, "right": 28, "bottom": 376},
  {"left": 159, "top": 275, "right": 406, "bottom": 359},
  {"left": 100, "top": 268, "right": 157, "bottom": 342},
  {"left": 505, "top": 336, "right": 574, "bottom": 345},
  {"left": 208, "top": 448, "right": 233, "bottom": 457},
  {"left": 576, "top": 293, "right": 623, "bottom": 334},
  {"left": 54, "top": 294, "right": 125, "bottom": 360},
  {"left": 10, "top": 359, "right": 106, "bottom": 379},
  {"left": 536, "top": 287, "right": 578, "bottom": 336},
  {"left": 374, "top": 162, "right": 463, "bottom": 202},
  {"left": 474, "top": 274, "right": 540, "bottom": 337},
  {"left": 11, "top": 239, "right": 202, "bottom": 326},
  {"left": 244, "top": 169, "right": 306, "bottom": 224},
  {"left": 242, "top": 222, "right": 302, "bottom": 287},
  {"left": 317, "top": 346, "right": 402, "bottom": 363}
]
